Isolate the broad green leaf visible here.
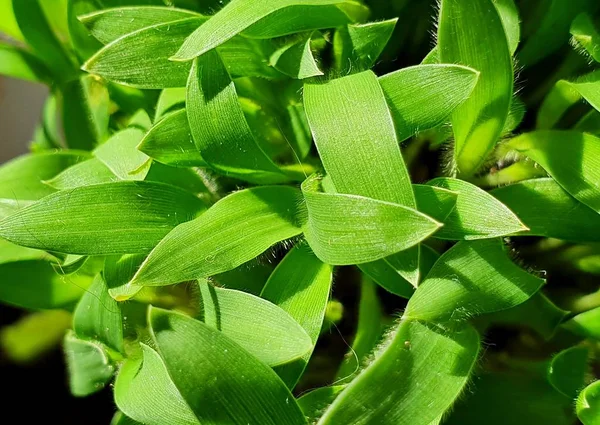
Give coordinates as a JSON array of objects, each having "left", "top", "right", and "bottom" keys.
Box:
[
  {"left": 171, "top": 0, "right": 368, "bottom": 61},
  {"left": 571, "top": 13, "right": 600, "bottom": 63},
  {"left": 518, "top": 0, "right": 598, "bottom": 67},
  {"left": 537, "top": 70, "right": 600, "bottom": 129},
  {"left": 130, "top": 186, "right": 302, "bottom": 286},
  {"left": 336, "top": 277, "right": 383, "bottom": 385},
  {"left": 149, "top": 308, "right": 308, "bottom": 424},
  {"left": 318, "top": 320, "right": 480, "bottom": 425},
  {"left": 0, "top": 0, "right": 23, "bottom": 40},
  {"left": 68, "top": 0, "right": 104, "bottom": 61},
  {"left": 0, "top": 310, "right": 71, "bottom": 363},
  {"left": 194, "top": 281, "right": 312, "bottom": 367},
  {"left": 564, "top": 306, "right": 600, "bottom": 340},
  {"left": 111, "top": 412, "right": 142, "bottom": 425},
  {"left": 261, "top": 245, "right": 333, "bottom": 388},
  {"left": 45, "top": 157, "right": 117, "bottom": 190},
  {"left": 64, "top": 332, "right": 115, "bottom": 397},
  {"left": 405, "top": 239, "right": 545, "bottom": 322},
  {"left": 438, "top": 0, "right": 514, "bottom": 176},
  {"left": 270, "top": 34, "right": 323, "bottom": 79},
  {"left": 187, "top": 52, "right": 288, "bottom": 184},
  {"left": 155, "top": 87, "right": 186, "bottom": 121},
  {"left": 139, "top": 109, "right": 205, "bottom": 167},
  {"left": 482, "top": 292, "right": 568, "bottom": 339},
  {"left": 0, "top": 182, "right": 205, "bottom": 255},
  {"left": 212, "top": 262, "right": 275, "bottom": 296},
  {"left": 73, "top": 274, "right": 124, "bottom": 353},
  {"left": 12, "top": 0, "right": 77, "bottom": 80},
  {"left": 0, "top": 44, "right": 50, "bottom": 82},
  {"left": 428, "top": 177, "right": 527, "bottom": 240},
  {"left": 144, "top": 163, "right": 211, "bottom": 198},
  {"left": 53, "top": 254, "right": 92, "bottom": 276},
  {"left": 333, "top": 19, "right": 397, "bottom": 74},
  {"left": 576, "top": 110, "right": 600, "bottom": 135},
  {"left": 413, "top": 184, "right": 459, "bottom": 223},
  {"left": 0, "top": 151, "right": 88, "bottom": 200},
  {"left": 302, "top": 175, "right": 441, "bottom": 265},
  {"left": 94, "top": 128, "right": 150, "bottom": 180},
  {"left": 548, "top": 346, "right": 589, "bottom": 399},
  {"left": 297, "top": 386, "right": 346, "bottom": 423},
  {"left": 492, "top": 0, "right": 520, "bottom": 55},
  {"left": 378, "top": 64, "right": 480, "bottom": 142},
  {"left": 104, "top": 254, "right": 146, "bottom": 301},
  {"left": 80, "top": 6, "right": 202, "bottom": 44},
  {"left": 506, "top": 131, "right": 600, "bottom": 213},
  {"left": 492, "top": 178, "right": 600, "bottom": 242},
  {"left": 0, "top": 260, "right": 91, "bottom": 309},
  {"left": 0, "top": 238, "right": 53, "bottom": 264},
  {"left": 62, "top": 75, "right": 111, "bottom": 150},
  {"left": 577, "top": 380, "right": 600, "bottom": 425}
]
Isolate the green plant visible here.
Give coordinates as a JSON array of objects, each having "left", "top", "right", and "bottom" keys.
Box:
[{"left": 2, "top": 0, "right": 600, "bottom": 423}]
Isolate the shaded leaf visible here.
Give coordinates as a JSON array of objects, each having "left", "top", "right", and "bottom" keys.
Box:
[
  {"left": 45, "top": 157, "right": 117, "bottom": 190},
  {"left": 548, "top": 346, "right": 589, "bottom": 399},
  {"left": 297, "top": 386, "right": 346, "bottom": 423},
  {"left": 571, "top": 13, "right": 600, "bottom": 63},
  {"left": 270, "top": 34, "right": 323, "bottom": 79},
  {"left": 64, "top": 332, "right": 115, "bottom": 397},
  {"left": 0, "top": 43, "right": 50, "bottom": 82},
  {"left": 94, "top": 128, "right": 150, "bottom": 180}
]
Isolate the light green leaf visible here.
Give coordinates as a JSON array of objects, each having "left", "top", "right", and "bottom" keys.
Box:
[
  {"left": 104, "top": 254, "right": 146, "bottom": 301},
  {"left": 80, "top": 5, "right": 202, "bottom": 44},
  {"left": 144, "top": 163, "right": 211, "bottom": 197},
  {"left": 187, "top": 52, "right": 288, "bottom": 183},
  {"left": 149, "top": 308, "right": 308, "bottom": 424},
  {"left": 571, "top": 13, "right": 600, "bottom": 63},
  {"left": 297, "top": 386, "right": 346, "bottom": 423},
  {"left": 130, "top": 186, "right": 302, "bottom": 286},
  {"left": 379, "top": 64, "right": 480, "bottom": 142},
  {"left": 139, "top": 109, "right": 205, "bottom": 167},
  {"left": 73, "top": 274, "right": 124, "bottom": 353},
  {"left": 492, "top": 178, "right": 600, "bottom": 242},
  {"left": 194, "top": 281, "right": 312, "bottom": 367},
  {"left": 62, "top": 75, "right": 111, "bottom": 150},
  {"left": 548, "top": 346, "right": 589, "bottom": 399},
  {"left": 333, "top": 19, "right": 397, "bottom": 74},
  {"left": 538, "top": 70, "right": 600, "bottom": 129},
  {"left": 438, "top": 0, "right": 513, "bottom": 176},
  {"left": 94, "top": 128, "right": 150, "bottom": 180},
  {"left": 155, "top": 87, "right": 187, "bottom": 122},
  {"left": 0, "top": 182, "right": 205, "bottom": 255},
  {"left": 270, "top": 34, "right": 323, "bottom": 79},
  {"left": 564, "top": 306, "right": 600, "bottom": 340},
  {"left": 492, "top": 0, "right": 520, "bottom": 55},
  {"left": 302, "top": 175, "right": 441, "bottom": 265},
  {"left": 506, "top": 130, "right": 600, "bottom": 213},
  {"left": 0, "top": 238, "right": 53, "bottom": 264},
  {"left": 0, "top": 151, "right": 88, "bottom": 200},
  {"left": 171, "top": 0, "right": 368, "bottom": 61},
  {"left": 0, "top": 260, "right": 91, "bottom": 309},
  {"left": 0, "top": 43, "right": 50, "bottom": 82},
  {"left": 64, "top": 331, "right": 115, "bottom": 397},
  {"left": 111, "top": 411, "right": 142, "bottom": 425},
  {"left": 0, "top": 0, "right": 23, "bottom": 40},
  {"left": 577, "top": 380, "right": 600, "bottom": 425},
  {"left": 317, "top": 320, "right": 480, "bottom": 425},
  {"left": 428, "top": 177, "right": 527, "bottom": 240},
  {"left": 405, "top": 239, "right": 545, "bottom": 322},
  {"left": 261, "top": 244, "right": 333, "bottom": 388},
  {"left": 45, "top": 157, "right": 118, "bottom": 190}
]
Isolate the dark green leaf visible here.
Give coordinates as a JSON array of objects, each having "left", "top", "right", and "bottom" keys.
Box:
[{"left": 548, "top": 346, "right": 589, "bottom": 399}]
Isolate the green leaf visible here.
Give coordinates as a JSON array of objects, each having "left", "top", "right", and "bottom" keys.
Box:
[
  {"left": 45, "top": 157, "right": 117, "bottom": 190},
  {"left": 577, "top": 380, "right": 600, "bottom": 425},
  {"left": 0, "top": 43, "right": 50, "bottom": 82},
  {"left": 492, "top": 0, "right": 520, "bottom": 55},
  {"left": 548, "top": 346, "right": 589, "bottom": 399},
  {"left": 564, "top": 306, "right": 600, "bottom": 340},
  {"left": 94, "top": 128, "right": 151, "bottom": 180},
  {"left": 68, "top": 0, "right": 103, "bottom": 61},
  {"left": 260, "top": 244, "right": 333, "bottom": 388},
  {"left": 64, "top": 332, "right": 115, "bottom": 397},
  {"left": 333, "top": 19, "right": 397, "bottom": 74},
  {"left": 144, "top": 163, "right": 211, "bottom": 197},
  {"left": 317, "top": 320, "right": 480, "bottom": 425},
  {"left": 62, "top": 75, "right": 111, "bottom": 150},
  {"left": 302, "top": 175, "right": 441, "bottom": 265},
  {"left": 194, "top": 281, "right": 312, "bottom": 367},
  {"left": 491, "top": 178, "right": 600, "bottom": 242},
  {"left": 187, "top": 52, "right": 289, "bottom": 183},
  {"left": 171, "top": 0, "right": 368, "bottom": 61},
  {"left": 378, "top": 64, "right": 480, "bottom": 142},
  {"left": 405, "top": 239, "right": 545, "bottom": 322},
  {"left": 0, "top": 259, "right": 91, "bottom": 309},
  {"left": 0, "top": 182, "right": 205, "bottom": 255},
  {"left": 12, "top": 0, "right": 77, "bottom": 80},
  {"left": 111, "top": 411, "right": 142, "bottom": 425},
  {"left": 79, "top": 5, "right": 202, "bottom": 44},
  {"left": 0, "top": 151, "right": 88, "bottom": 200},
  {"left": 270, "top": 34, "right": 323, "bottom": 79},
  {"left": 576, "top": 110, "right": 600, "bottom": 135},
  {"left": 154, "top": 87, "right": 186, "bottom": 121},
  {"left": 73, "top": 274, "right": 124, "bottom": 353},
  {"left": 0, "top": 0, "right": 23, "bottom": 40},
  {"left": 149, "top": 308, "right": 307, "bottom": 424},
  {"left": 297, "top": 386, "right": 346, "bottom": 423},
  {"left": 0, "top": 238, "right": 53, "bottom": 264},
  {"left": 139, "top": 109, "right": 205, "bottom": 167},
  {"left": 537, "top": 70, "right": 600, "bottom": 129},
  {"left": 104, "top": 254, "right": 146, "bottom": 301},
  {"left": 571, "top": 13, "right": 600, "bottom": 63},
  {"left": 428, "top": 177, "right": 527, "bottom": 240},
  {"left": 130, "top": 186, "right": 302, "bottom": 286},
  {"left": 506, "top": 130, "right": 600, "bottom": 213},
  {"left": 438, "top": 0, "right": 513, "bottom": 176}
]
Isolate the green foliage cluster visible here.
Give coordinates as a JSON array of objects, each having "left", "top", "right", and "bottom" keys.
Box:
[{"left": 1, "top": 0, "right": 600, "bottom": 424}]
